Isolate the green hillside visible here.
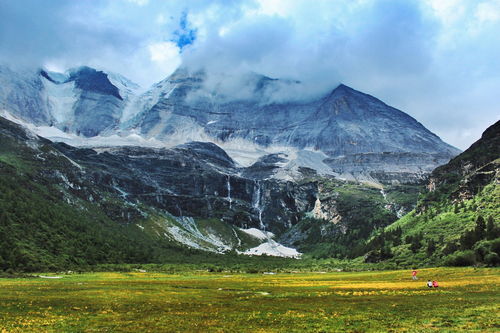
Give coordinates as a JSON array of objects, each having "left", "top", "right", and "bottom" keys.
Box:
[
  {"left": 0, "top": 118, "right": 263, "bottom": 272},
  {"left": 1, "top": 115, "right": 498, "bottom": 271},
  {"left": 282, "top": 177, "right": 421, "bottom": 260},
  {"left": 365, "top": 121, "right": 500, "bottom": 267}
]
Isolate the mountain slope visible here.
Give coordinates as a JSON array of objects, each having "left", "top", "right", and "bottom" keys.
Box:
[
  {"left": 365, "top": 120, "right": 500, "bottom": 266},
  {"left": 0, "top": 66, "right": 51, "bottom": 125},
  {"left": 0, "top": 116, "right": 309, "bottom": 271},
  {"left": 0, "top": 65, "right": 460, "bottom": 184},
  {"left": 124, "top": 69, "right": 459, "bottom": 183},
  {"left": 0, "top": 66, "right": 137, "bottom": 137},
  {"left": 130, "top": 71, "right": 457, "bottom": 155},
  {"left": 1, "top": 113, "right": 428, "bottom": 270},
  {"left": 0, "top": 117, "right": 176, "bottom": 271}
]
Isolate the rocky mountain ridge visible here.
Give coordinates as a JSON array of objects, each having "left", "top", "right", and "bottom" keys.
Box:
[
  {"left": 1, "top": 112, "right": 425, "bottom": 266},
  {"left": 425, "top": 120, "right": 500, "bottom": 203},
  {"left": 369, "top": 120, "right": 500, "bottom": 267},
  {"left": 0, "top": 65, "right": 460, "bottom": 184},
  {"left": 0, "top": 115, "right": 315, "bottom": 257}
]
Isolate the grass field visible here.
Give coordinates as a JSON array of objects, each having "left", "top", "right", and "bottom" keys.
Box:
[{"left": 0, "top": 267, "right": 499, "bottom": 332}]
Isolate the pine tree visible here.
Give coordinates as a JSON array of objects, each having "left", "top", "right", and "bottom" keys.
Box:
[
  {"left": 0, "top": 209, "right": 7, "bottom": 226},
  {"left": 460, "top": 230, "right": 477, "bottom": 250},
  {"left": 404, "top": 235, "right": 413, "bottom": 244},
  {"left": 380, "top": 245, "right": 393, "bottom": 260},
  {"left": 486, "top": 215, "right": 498, "bottom": 240},
  {"left": 410, "top": 237, "right": 421, "bottom": 253},
  {"left": 426, "top": 239, "right": 436, "bottom": 256},
  {"left": 443, "top": 242, "right": 458, "bottom": 255},
  {"left": 474, "top": 215, "right": 486, "bottom": 240},
  {"left": 393, "top": 235, "right": 402, "bottom": 246}
]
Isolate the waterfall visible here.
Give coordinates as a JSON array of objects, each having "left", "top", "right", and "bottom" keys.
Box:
[
  {"left": 226, "top": 175, "right": 232, "bottom": 209},
  {"left": 252, "top": 180, "right": 265, "bottom": 230},
  {"left": 380, "top": 187, "right": 393, "bottom": 212},
  {"left": 380, "top": 188, "right": 387, "bottom": 201},
  {"left": 252, "top": 181, "right": 279, "bottom": 252}
]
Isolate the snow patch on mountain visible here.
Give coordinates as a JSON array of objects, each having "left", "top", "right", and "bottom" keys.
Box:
[
  {"left": 239, "top": 228, "right": 301, "bottom": 258},
  {"left": 1, "top": 108, "right": 335, "bottom": 180},
  {"left": 158, "top": 216, "right": 237, "bottom": 253},
  {"left": 106, "top": 72, "right": 141, "bottom": 92},
  {"left": 166, "top": 226, "right": 207, "bottom": 251},
  {"left": 160, "top": 219, "right": 301, "bottom": 257},
  {"left": 239, "top": 228, "right": 273, "bottom": 240},
  {"left": 58, "top": 132, "right": 166, "bottom": 148},
  {"left": 0, "top": 110, "right": 167, "bottom": 148},
  {"left": 243, "top": 240, "right": 301, "bottom": 258},
  {"left": 121, "top": 80, "right": 177, "bottom": 124},
  {"left": 41, "top": 76, "right": 77, "bottom": 124}
]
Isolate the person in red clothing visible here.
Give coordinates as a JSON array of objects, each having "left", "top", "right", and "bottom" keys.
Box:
[
  {"left": 412, "top": 270, "right": 418, "bottom": 280},
  {"left": 432, "top": 280, "right": 439, "bottom": 288}
]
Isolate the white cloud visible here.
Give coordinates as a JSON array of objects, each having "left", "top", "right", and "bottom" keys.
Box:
[
  {"left": 126, "top": 0, "right": 149, "bottom": 6},
  {"left": 149, "top": 42, "right": 180, "bottom": 64},
  {"left": 156, "top": 13, "right": 167, "bottom": 25},
  {"left": 475, "top": 0, "right": 500, "bottom": 23},
  {"left": 1, "top": 0, "right": 499, "bottom": 149},
  {"left": 424, "top": 0, "right": 467, "bottom": 25}
]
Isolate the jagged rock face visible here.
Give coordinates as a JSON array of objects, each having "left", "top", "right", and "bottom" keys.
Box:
[
  {"left": 0, "top": 66, "right": 51, "bottom": 124},
  {"left": 122, "top": 70, "right": 460, "bottom": 183},
  {"left": 241, "top": 153, "right": 289, "bottom": 180},
  {"left": 324, "top": 152, "right": 454, "bottom": 184},
  {"left": 1, "top": 114, "right": 317, "bottom": 236},
  {"left": 454, "top": 160, "right": 500, "bottom": 201},
  {"left": 312, "top": 197, "right": 343, "bottom": 224},
  {"left": 128, "top": 71, "right": 459, "bottom": 157},
  {"left": 47, "top": 67, "right": 126, "bottom": 137},
  {"left": 278, "top": 178, "right": 400, "bottom": 252},
  {"left": 427, "top": 120, "right": 500, "bottom": 202},
  {"left": 51, "top": 139, "right": 317, "bottom": 235},
  {"left": 2, "top": 115, "right": 427, "bottom": 259},
  {"left": 0, "top": 66, "right": 128, "bottom": 137},
  {"left": 0, "top": 65, "right": 460, "bottom": 184},
  {"left": 253, "top": 179, "right": 318, "bottom": 234}
]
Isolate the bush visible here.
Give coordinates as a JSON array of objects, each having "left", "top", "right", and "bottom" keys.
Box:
[
  {"left": 444, "top": 250, "right": 477, "bottom": 266},
  {"left": 442, "top": 242, "right": 459, "bottom": 255},
  {"left": 490, "top": 238, "right": 500, "bottom": 256},
  {"left": 474, "top": 242, "right": 490, "bottom": 262},
  {"left": 484, "top": 253, "right": 500, "bottom": 266}
]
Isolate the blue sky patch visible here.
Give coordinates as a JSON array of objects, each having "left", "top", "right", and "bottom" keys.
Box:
[{"left": 172, "top": 11, "right": 196, "bottom": 50}]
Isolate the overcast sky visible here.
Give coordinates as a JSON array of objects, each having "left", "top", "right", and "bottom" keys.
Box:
[{"left": 0, "top": 0, "right": 499, "bottom": 150}]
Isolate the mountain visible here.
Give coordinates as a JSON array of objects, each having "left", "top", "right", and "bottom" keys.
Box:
[
  {"left": 0, "top": 66, "right": 51, "bottom": 125},
  {"left": 0, "top": 65, "right": 474, "bottom": 270},
  {"left": 364, "top": 120, "right": 500, "bottom": 266},
  {"left": 0, "top": 66, "right": 460, "bottom": 184},
  {"left": 0, "top": 65, "right": 138, "bottom": 137},
  {"left": 131, "top": 73, "right": 455, "bottom": 156},
  {"left": 1, "top": 111, "right": 429, "bottom": 270},
  {"left": 125, "top": 69, "right": 460, "bottom": 183},
  {"left": 0, "top": 115, "right": 312, "bottom": 270}
]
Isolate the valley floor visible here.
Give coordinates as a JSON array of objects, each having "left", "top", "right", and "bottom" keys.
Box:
[{"left": 0, "top": 267, "right": 498, "bottom": 332}]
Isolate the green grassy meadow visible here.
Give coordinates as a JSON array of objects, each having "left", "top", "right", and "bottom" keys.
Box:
[{"left": 0, "top": 267, "right": 499, "bottom": 332}]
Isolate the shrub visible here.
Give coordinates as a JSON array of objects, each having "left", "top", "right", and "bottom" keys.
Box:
[
  {"left": 484, "top": 253, "right": 500, "bottom": 266},
  {"left": 442, "top": 242, "right": 459, "bottom": 255},
  {"left": 473, "top": 242, "right": 490, "bottom": 262},
  {"left": 490, "top": 238, "right": 500, "bottom": 256},
  {"left": 444, "top": 250, "right": 476, "bottom": 266}
]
